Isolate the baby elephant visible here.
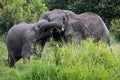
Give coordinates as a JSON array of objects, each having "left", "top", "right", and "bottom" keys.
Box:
[{"left": 6, "top": 20, "right": 59, "bottom": 67}]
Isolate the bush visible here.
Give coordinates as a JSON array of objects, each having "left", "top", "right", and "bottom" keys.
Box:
[
  {"left": 0, "top": 0, "right": 48, "bottom": 36},
  {"left": 110, "top": 19, "right": 120, "bottom": 41}
]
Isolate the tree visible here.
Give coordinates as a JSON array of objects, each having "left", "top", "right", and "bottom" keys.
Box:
[
  {"left": 0, "top": 0, "right": 48, "bottom": 36},
  {"left": 44, "top": 0, "right": 69, "bottom": 10}
]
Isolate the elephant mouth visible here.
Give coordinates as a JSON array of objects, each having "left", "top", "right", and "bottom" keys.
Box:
[
  {"left": 38, "top": 21, "right": 64, "bottom": 38},
  {"left": 50, "top": 21, "right": 65, "bottom": 33},
  {"left": 37, "top": 20, "right": 65, "bottom": 41},
  {"left": 40, "top": 21, "right": 65, "bottom": 33}
]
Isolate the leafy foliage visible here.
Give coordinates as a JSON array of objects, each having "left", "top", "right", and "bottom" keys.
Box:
[
  {"left": 44, "top": 0, "right": 69, "bottom": 10},
  {"left": 110, "top": 19, "right": 120, "bottom": 41},
  {"left": 0, "top": 0, "right": 48, "bottom": 36}
]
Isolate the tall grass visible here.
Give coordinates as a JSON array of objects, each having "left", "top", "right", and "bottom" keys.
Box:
[{"left": 0, "top": 40, "right": 120, "bottom": 80}]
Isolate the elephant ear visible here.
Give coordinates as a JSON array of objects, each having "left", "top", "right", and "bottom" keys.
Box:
[
  {"left": 39, "top": 11, "right": 51, "bottom": 21},
  {"left": 70, "top": 19, "right": 85, "bottom": 34},
  {"left": 31, "top": 19, "right": 47, "bottom": 34},
  {"left": 63, "top": 10, "right": 86, "bottom": 34}
]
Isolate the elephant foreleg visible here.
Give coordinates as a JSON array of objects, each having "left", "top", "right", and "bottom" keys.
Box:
[{"left": 21, "top": 42, "right": 33, "bottom": 63}]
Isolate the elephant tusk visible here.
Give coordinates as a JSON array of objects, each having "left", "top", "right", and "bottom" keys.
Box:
[
  {"left": 50, "top": 30, "right": 53, "bottom": 33},
  {"left": 62, "top": 27, "right": 64, "bottom": 31}
]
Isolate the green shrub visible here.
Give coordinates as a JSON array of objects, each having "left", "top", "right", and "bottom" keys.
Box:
[
  {"left": 0, "top": 0, "right": 48, "bottom": 36},
  {"left": 110, "top": 19, "right": 120, "bottom": 41}
]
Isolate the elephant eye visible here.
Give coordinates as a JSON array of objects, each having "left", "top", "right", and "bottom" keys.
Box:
[
  {"left": 37, "top": 25, "right": 40, "bottom": 28},
  {"left": 63, "top": 17, "right": 66, "bottom": 24}
]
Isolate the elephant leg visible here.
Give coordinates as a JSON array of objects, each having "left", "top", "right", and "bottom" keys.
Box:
[
  {"left": 6, "top": 45, "right": 16, "bottom": 67},
  {"left": 102, "top": 37, "right": 112, "bottom": 53},
  {"left": 8, "top": 51, "right": 16, "bottom": 67},
  {"left": 21, "top": 42, "right": 32, "bottom": 63},
  {"left": 93, "top": 37, "right": 101, "bottom": 43},
  {"left": 101, "top": 37, "right": 110, "bottom": 46},
  {"left": 15, "top": 56, "right": 21, "bottom": 62},
  {"left": 72, "top": 32, "right": 83, "bottom": 44}
]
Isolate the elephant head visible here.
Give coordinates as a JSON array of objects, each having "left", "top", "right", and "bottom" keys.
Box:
[{"left": 34, "top": 18, "right": 65, "bottom": 42}]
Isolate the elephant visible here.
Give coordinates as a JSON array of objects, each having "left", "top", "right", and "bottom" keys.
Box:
[
  {"left": 38, "top": 9, "right": 110, "bottom": 46},
  {"left": 38, "top": 9, "right": 85, "bottom": 43},
  {"left": 77, "top": 12, "right": 110, "bottom": 46},
  {"left": 6, "top": 21, "right": 63, "bottom": 67}
]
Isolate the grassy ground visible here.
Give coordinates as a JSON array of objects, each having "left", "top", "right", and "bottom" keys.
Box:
[{"left": 0, "top": 39, "right": 120, "bottom": 80}]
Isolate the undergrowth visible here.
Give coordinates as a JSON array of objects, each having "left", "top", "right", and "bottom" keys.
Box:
[{"left": 0, "top": 40, "right": 120, "bottom": 80}]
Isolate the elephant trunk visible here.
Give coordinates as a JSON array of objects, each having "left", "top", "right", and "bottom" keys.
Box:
[
  {"left": 40, "top": 20, "right": 65, "bottom": 32},
  {"left": 50, "top": 21, "right": 65, "bottom": 32}
]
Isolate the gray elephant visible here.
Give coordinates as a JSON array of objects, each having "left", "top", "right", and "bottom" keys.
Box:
[
  {"left": 6, "top": 21, "right": 63, "bottom": 67},
  {"left": 38, "top": 9, "right": 85, "bottom": 43},
  {"left": 38, "top": 9, "right": 110, "bottom": 46},
  {"left": 77, "top": 12, "right": 110, "bottom": 46}
]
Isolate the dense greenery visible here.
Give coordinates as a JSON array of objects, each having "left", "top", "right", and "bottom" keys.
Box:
[
  {"left": 110, "top": 19, "right": 120, "bottom": 41},
  {"left": 0, "top": 0, "right": 120, "bottom": 40},
  {"left": 0, "top": 39, "right": 120, "bottom": 80},
  {"left": 0, "top": 0, "right": 48, "bottom": 36}
]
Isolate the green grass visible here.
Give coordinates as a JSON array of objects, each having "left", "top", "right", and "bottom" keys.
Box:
[{"left": 0, "top": 39, "right": 120, "bottom": 80}]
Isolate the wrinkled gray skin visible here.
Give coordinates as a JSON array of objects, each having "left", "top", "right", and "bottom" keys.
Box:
[
  {"left": 39, "top": 9, "right": 110, "bottom": 46},
  {"left": 39, "top": 9, "right": 85, "bottom": 43},
  {"left": 77, "top": 12, "right": 110, "bottom": 45},
  {"left": 6, "top": 21, "right": 62, "bottom": 67}
]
